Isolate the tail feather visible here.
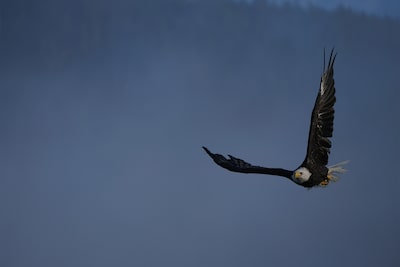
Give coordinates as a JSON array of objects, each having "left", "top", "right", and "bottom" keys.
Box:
[{"left": 327, "top": 160, "right": 349, "bottom": 181}]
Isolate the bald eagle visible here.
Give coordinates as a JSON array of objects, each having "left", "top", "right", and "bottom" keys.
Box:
[{"left": 203, "top": 49, "right": 347, "bottom": 188}]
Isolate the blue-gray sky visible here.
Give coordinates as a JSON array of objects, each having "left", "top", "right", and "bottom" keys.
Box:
[{"left": 1, "top": 1, "right": 399, "bottom": 267}]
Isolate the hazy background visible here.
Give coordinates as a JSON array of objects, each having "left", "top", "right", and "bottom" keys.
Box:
[{"left": 1, "top": 1, "right": 399, "bottom": 266}]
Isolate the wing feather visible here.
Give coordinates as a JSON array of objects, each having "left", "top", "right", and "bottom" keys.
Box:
[
  {"left": 304, "top": 49, "right": 337, "bottom": 167},
  {"left": 202, "top": 146, "right": 292, "bottom": 178}
]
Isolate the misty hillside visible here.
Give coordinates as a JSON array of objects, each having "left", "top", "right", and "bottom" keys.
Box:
[
  {"left": 1, "top": 1, "right": 399, "bottom": 267},
  {"left": 1, "top": 0, "right": 399, "bottom": 70}
]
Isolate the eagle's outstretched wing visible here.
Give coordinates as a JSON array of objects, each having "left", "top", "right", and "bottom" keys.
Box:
[
  {"left": 303, "top": 49, "right": 337, "bottom": 167},
  {"left": 202, "top": 146, "right": 292, "bottom": 179}
]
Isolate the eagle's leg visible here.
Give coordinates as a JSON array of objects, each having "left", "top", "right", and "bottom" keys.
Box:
[
  {"left": 319, "top": 179, "right": 329, "bottom": 186},
  {"left": 319, "top": 173, "right": 335, "bottom": 186}
]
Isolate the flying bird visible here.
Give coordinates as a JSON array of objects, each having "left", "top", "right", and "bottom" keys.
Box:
[{"left": 203, "top": 49, "right": 347, "bottom": 188}]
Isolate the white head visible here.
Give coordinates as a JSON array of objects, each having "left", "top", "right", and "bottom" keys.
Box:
[{"left": 292, "top": 167, "right": 312, "bottom": 184}]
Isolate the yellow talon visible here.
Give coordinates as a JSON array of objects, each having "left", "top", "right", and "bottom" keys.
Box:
[{"left": 319, "top": 180, "right": 329, "bottom": 187}]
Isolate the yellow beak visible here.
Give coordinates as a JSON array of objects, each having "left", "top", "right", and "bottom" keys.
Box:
[{"left": 294, "top": 172, "right": 301, "bottom": 179}]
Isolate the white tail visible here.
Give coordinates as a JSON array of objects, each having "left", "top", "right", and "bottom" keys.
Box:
[{"left": 327, "top": 160, "right": 349, "bottom": 182}]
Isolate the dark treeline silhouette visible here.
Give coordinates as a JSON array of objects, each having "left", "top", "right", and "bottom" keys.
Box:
[{"left": 0, "top": 0, "right": 399, "bottom": 71}]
